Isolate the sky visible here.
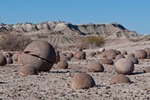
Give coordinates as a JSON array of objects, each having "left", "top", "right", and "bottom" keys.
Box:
[{"left": 0, "top": 0, "right": 150, "bottom": 34}]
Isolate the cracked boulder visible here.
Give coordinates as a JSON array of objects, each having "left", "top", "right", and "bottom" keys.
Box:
[{"left": 19, "top": 41, "right": 56, "bottom": 72}]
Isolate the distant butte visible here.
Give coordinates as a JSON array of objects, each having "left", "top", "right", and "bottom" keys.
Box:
[{"left": 0, "top": 21, "right": 139, "bottom": 39}]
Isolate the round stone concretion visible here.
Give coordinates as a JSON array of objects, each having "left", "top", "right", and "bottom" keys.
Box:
[
  {"left": 23, "top": 41, "right": 56, "bottom": 63},
  {"left": 56, "top": 61, "right": 68, "bottom": 69},
  {"left": 12, "top": 51, "right": 22, "bottom": 61},
  {"left": 72, "top": 73, "right": 95, "bottom": 89},
  {"left": 114, "top": 58, "right": 134, "bottom": 75},
  {"left": 144, "top": 67, "right": 150, "bottom": 73},
  {"left": 74, "top": 51, "right": 86, "bottom": 60},
  {"left": 110, "top": 74, "right": 132, "bottom": 84},
  {"left": 87, "top": 62, "right": 104, "bottom": 72},
  {"left": 19, "top": 64, "right": 38, "bottom": 76},
  {"left": 101, "top": 58, "right": 113, "bottom": 65},
  {"left": 135, "top": 50, "right": 147, "bottom": 59},
  {"left": 0, "top": 53, "right": 7, "bottom": 66},
  {"left": 19, "top": 41, "right": 56, "bottom": 72}
]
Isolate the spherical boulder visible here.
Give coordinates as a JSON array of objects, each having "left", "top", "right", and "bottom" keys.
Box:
[
  {"left": 12, "top": 51, "right": 22, "bottom": 61},
  {"left": 115, "top": 54, "right": 125, "bottom": 62},
  {"left": 74, "top": 51, "right": 86, "bottom": 60},
  {"left": 101, "top": 58, "right": 113, "bottom": 65},
  {"left": 55, "top": 61, "right": 68, "bottom": 69},
  {"left": 19, "top": 41, "right": 56, "bottom": 72},
  {"left": 72, "top": 73, "right": 95, "bottom": 89},
  {"left": 110, "top": 74, "right": 132, "bottom": 84},
  {"left": 87, "top": 62, "right": 104, "bottom": 72},
  {"left": 24, "top": 41, "right": 56, "bottom": 62},
  {"left": 128, "top": 53, "right": 135, "bottom": 57},
  {"left": 135, "top": 50, "right": 147, "bottom": 59},
  {"left": 103, "top": 49, "right": 117, "bottom": 60},
  {"left": 121, "top": 50, "right": 127, "bottom": 55},
  {"left": 60, "top": 54, "right": 70, "bottom": 61},
  {"left": 115, "top": 50, "right": 121, "bottom": 55},
  {"left": 19, "top": 64, "right": 38, "bottom": 76},
  {"left": 0, "top": 53, "right": 7, "bottom": 66},
  {"left": 126, "top": 56, "right": 139, "bottom": 64},
  {"left": 114, "top": 58, "right": 134, "bottom": 75},
  {"left": 144, "top": 48, "right": 150, "bottom": 58},
  {"left": 87, "top": 51, "right": 96, "bottom": 57},
  {"left": 66, "top": 52, "right": 74, "bottom": 59},
  {"left": 143, "top": 67, "right": 150, "bottom": 73}
]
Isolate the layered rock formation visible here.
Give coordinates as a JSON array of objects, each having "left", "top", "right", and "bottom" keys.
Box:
[{"left": 0, "top": 22, "right": 139, "bottom": 39}]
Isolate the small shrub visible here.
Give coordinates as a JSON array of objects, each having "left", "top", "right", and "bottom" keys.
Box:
[
  {"left": 86, "top": 35, "right": 105, "bottom": 47},
  {"left": 0, "top": 33, "right": 32, "bottom": 51},
  {"left": 76, "top": 35, "right": 105, "bottom": 49},
  {"left": 37, "top": 34, "right": 48, "bottom": 39}
]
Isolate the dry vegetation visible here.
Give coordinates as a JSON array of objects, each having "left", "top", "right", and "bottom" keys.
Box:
[
  {"left": 0, "top": 33, "right": 32, "bottom": 51},
  {"left": 76, "top": 35, "right": 105, "bottom": 49},
  {"left": 86, "top": 35, "right": 105, "bottom": 46}
]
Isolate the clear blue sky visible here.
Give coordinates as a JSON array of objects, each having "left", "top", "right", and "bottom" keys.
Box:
[{"left": 0, "top": 0, "right": 149, "bottom": 34}]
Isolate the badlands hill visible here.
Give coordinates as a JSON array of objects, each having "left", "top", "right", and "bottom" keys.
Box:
[
  {"left": 0, "top": 22, "right": 139, "bottom": 38},
  {"left": 0, "top": 21, "right": 143, "bottom": 48}
]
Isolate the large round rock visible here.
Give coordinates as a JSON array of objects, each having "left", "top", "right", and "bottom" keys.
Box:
[
  {"left": 121, "top": 50, "right": 127, "bottom": 55},
  {"left": 55, "top": 61, "right": 68, "bottom": 69},
  {"left": 144, "top": 67, "right": 150, "bottom": 73},
  {"left": 87, "top": 62, "right": 104, "bottom": 72},
  {"left": 110, "top": 74, "right": 132, "bottom": 84},
  {"left": 135, "top": 50, "right": 147, "bottom": 59},
  {"left": 126, "top": 56, "right": 139, "bottom": 64},
  {"left": 114, "top": 58, "right": 134, "bottom": 75},
  {"left": 115, "top": 54, "right": 125, "bottom": 62},
  {"left": 12, "top": 51, "right": 22, "bottom": 61},
  {"left": 144, "top": 48, "right": 150, "bottom": 58},
  {"left": 19, "top": 41, "right": 56, "bottom": 72},
  {"left": 102, "top": 49, "right": 117, "bottom": 60},
  {"left": 74, "top": 51, "right": 86, "bottom": 60},
  {"left": 0, "top": 53, "right": 7, "bottom": 66},
  {"left": 19, "top": 64, "right": 38, "bottom": 76},
  {"left": 72, "top": 73, "right": 95, "bottom": 89},
  {"left": 101, "top": 58, "right": 113, "bottom": 65}
]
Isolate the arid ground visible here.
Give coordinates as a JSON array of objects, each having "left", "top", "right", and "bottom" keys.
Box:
[{"left": 0, "top": 39, "right": 150, "bottom": 100}]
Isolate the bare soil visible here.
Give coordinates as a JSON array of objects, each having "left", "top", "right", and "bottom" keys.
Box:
[{"left": 0, "top": 40, "right": 150, "bottom": 100}]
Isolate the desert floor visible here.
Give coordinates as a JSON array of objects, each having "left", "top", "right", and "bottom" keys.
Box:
[{"left": 0, "top": 40, "right": 150, "bottom": 100}]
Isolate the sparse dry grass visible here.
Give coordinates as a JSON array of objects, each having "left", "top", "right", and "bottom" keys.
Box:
[
  {"left": 86, "top": 35, "right": 105, "bottom": 46},
  {"left": 76, "top": 35, "right": 105, "bottom": 49},
  {"left": 0, "top": 33, "right": 32, "bottom": 51}
]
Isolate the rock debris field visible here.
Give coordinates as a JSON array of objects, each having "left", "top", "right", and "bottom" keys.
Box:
[{"left": 0, "top": 40, "right": 150, "bottom": 100}]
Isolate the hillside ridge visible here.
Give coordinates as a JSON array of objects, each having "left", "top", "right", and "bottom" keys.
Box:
[{"left": 0, "top": 21, "right": 139, "bottom": 39}]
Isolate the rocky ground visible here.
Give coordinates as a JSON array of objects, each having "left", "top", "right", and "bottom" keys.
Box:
[{"left": 0, "top": 40, "right": 150, "bottom": 100}]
